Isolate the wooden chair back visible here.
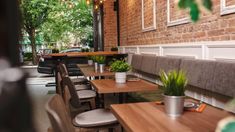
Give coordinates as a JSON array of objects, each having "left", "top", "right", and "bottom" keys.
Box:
[
  {"left": 58, "top": 63, "right": 69, "bottom": 78},
  {"left": 63, "top": 85, "right": 72, "bottom": 114},
  {"left": 62, "top": 76, "right": 81, "bottom": 108},
  {"left": 56, "top": 70, "right": 63, "bottom": 95},
  {"left": 45, "top": 94, "right": 75, "bottom": 132}
]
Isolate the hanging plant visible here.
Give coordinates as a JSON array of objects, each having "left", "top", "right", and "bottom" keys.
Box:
[{"left": 178, "top": 0, "right": 212, "bottom": 22}]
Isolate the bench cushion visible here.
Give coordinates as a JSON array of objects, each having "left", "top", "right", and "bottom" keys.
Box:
[
  {"left": 140, "top": 55, "right": 157, "bottom": 74},
  {"left": 211, "top": 61, "right": 235, "bottom": 97},
  {"left": 155, "top": 56, "right": 181, "bottom": 76},
  {"left": 180, "top": 59, "right": 216, "bottom": 91},
  {"left": 131, "top": 54, "right": 143, "bottom": 71}
]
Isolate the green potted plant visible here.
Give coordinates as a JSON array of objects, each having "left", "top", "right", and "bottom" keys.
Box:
[
  {"left": 160, "top": 70, "right": 187, "bottom": 117},
  {"left": 110, "top": 60, "right": 131, "bottom": 83},
  {"left": 87, "top": 55, "right": 93, "bottom": 66},
  {"left": 96, "top": 56, "right": 106, "bottom": 73}
]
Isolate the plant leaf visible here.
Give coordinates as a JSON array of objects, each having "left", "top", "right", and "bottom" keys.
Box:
[{"left": 203, "top": 0, "right": 212, "bottom": 11}]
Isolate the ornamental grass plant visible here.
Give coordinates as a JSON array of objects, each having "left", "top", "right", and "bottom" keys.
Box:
[{"left": 160, "top": 70, "right": 187, "bottom": 96}]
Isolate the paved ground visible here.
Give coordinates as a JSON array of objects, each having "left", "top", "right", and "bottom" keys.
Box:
[{"left": 23, "top": 66, "right": 55, "bottom": 132}]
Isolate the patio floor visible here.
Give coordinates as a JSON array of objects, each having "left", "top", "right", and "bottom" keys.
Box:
[{"left": 24, "top": 67, "right": 163, "bottom": 132}]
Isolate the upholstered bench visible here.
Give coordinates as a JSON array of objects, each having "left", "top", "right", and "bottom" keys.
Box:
[{"left": 130, "top": 54, "right": 235, "bottom": 111}]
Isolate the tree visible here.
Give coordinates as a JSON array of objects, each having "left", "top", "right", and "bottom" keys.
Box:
[
  {"left": 20, "top": 0, "right": 55, "bottom": 64},
  {"left": 39, "top": 0, "right": 93, "bottom": 48}
]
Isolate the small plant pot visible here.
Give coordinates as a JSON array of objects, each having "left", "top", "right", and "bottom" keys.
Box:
[
  {"left": 99, "top": 64, "right": 105, "bottom": 73},
  {"left": 94, "top": 62, "right": 98, "bottom": 72},
  {"left": 88, "top": 60, "right": 93, "bottom": 66},
  {"left": 163, "top": 94, "right": 185, "bottom": 117},
  {"left": 115, "top": 72, "right": 127, "bottom": 83}
]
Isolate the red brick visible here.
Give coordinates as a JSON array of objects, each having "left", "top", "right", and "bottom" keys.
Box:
[
  {"left": 194, "top": 32, "right": 206, "bottom": 38},
  {"left": 102, "top": 0, "right": 235, "bottom": 47},
  {"left": 207, "top": 29, "right": 225, "bottom": 36}
]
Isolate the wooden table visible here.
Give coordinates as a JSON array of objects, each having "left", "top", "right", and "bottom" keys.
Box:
[
  {"left": 111, "top": 102, "right": 233, "bottom": 132},
  {"left": 90, "top": 79, "right": 157, "bottom": 94},
  {"left": 77, "top": 65, "right": 114, "bottom": 78},
  {"left": 91, "top": 79, "right": 157, "bottom": 104}
]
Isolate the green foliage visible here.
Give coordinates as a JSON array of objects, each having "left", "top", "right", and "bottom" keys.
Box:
[
  {"left": 110, "top": 60, "right": 131, "bottom": 72},
  {"left": 178, "top": 0, "right": 212, "bottom": 22},
  {"left": 52, "top": 48, "right": 59, "bottom": 53},
  {"left": 160, "top": 70, "right": 187, "bottom": 96},
  {"left": 20, "top": 0, "right": 54, "bottom": 30},
  {"left": 23, "top": 52, "right": 33, "bottom": 61},
  {"left": 20, "top": 0, "right": 56, "bottom": 64},
  {"left": 40, "top": 0, "right": 93, "bottom": 45},
  {"left": 91, "top": 55, "right": 99, "bottom": 62},
  {"left": 96, "top": 56, "right": 106, "bottom": 64},
  {"left": 87, "top": 55, "right": 92, "bottom": 60},
  {"left": 81, "top": 48, "right": 90, "bottom": 52}
]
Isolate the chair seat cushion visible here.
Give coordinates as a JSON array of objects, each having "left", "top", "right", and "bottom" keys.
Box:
[
  {"left": 73, "top": 109, "right": 117, "bottom": 127},
  {"left": 76, "top": 90, "right": 96, "bottom": 99},
  {"left": 75, "top": 85, "right": 90, "bottom": 91}
]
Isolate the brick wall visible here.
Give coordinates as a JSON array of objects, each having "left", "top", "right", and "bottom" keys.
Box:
[
  {"left": 102, "top": 0, "right": 235, "bottom": 47},
  {"left": 103, "top": 0, "right": 117, "bottom": 51}
]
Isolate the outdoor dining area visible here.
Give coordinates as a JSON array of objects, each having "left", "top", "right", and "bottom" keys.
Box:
[
  {"left": 1, "top": 0, "right": 235, "bottom": 132},
  {"left": 45, "top": 51, "right": 235, "bottom": 132}
]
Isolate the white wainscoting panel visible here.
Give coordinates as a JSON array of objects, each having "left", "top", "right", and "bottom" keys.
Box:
[
  {"left": 139, "top": 46, "right": 159, "bottom": 55},
  {"left": 120, "top": 41, "right": 235, "bottom": 111},
  {"left": 162, "top": 46, "right": 202, "bottom": 59}
]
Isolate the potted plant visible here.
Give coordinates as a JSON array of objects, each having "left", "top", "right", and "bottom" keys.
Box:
[
  {"left": 160, "top": 70, "right": 187, "bottom": 117},
  {"left": 110, "top": 60, "right": 131, "bottom": 83},
  {"left": 87, "top": 55, "right": 93, "bottom": 66},
  {"left": 96, "top": 56, "right": 106, "bottom": 73}
]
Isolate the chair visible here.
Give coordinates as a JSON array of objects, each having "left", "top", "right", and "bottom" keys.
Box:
[
  {"left": 58, "top": 64, "right": 90, "bottom": 92},
  {"left": 59, "top": 63, "right": 88, "bottom": 85},
  {"left": 46, "top": 95, "right": 118, "bottom": 132},
  {"left": 62, "top": 76, "right": 96, "bottom": 110}
]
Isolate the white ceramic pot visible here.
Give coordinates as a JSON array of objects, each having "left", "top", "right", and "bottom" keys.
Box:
[
  {"left": 115, "top": 72, "right": 127, "bottom": 83},
  {"left": 99, "top": 64, "right": 105, "bottom": 73},
  {"left": 88, "top": 60, "right": 93, "bottom": 66},
  {"left": 163, "top": 94, "right": 185, "bottom": 117}
]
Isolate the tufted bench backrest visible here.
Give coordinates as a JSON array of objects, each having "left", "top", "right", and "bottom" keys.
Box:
[
  {"left": 211, "top": 61, "right": 235, "bottom": 97},
  {"left": 155, "top": 56, "right": 181, "bottom": 76},
  {"left": 140, "top": 55, "right": 158, "bottom": 75},
  {"left": 180, "top": 59, "right": 216, "bottom": 91},
  {"left": 131, "top": 54, "right": 143, "bottom": 71}
]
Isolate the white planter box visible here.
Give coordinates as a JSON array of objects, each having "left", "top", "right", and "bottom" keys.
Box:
[{"left": 115, "top": 72, "right": 127, "bottom": 83}]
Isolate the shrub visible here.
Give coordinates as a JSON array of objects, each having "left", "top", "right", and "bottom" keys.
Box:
[
  {"left": 96, "top": 56, "right": 106, "bottom": 64},
  {"left": 23, "top": 52, "right": 32, "bottom": 61},
  {"left": 52, "top": 48, "right": 59, "bottom": 53},
  {"left": 110, "top": 60, "right": 131, "bottom": 72}
]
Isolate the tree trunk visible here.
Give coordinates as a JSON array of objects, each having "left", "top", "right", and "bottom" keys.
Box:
[{"left": 28, "top": 29, "right": 37, "bottom": 65}]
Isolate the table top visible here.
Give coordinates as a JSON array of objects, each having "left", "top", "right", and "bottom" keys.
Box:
[
  {"left": 90, "top": 79, "right": 158, "bottom": 94},
  {"left": 111, "top": 102, "right": 233, "bottom": 132},
  {"left": 77, "top": 65, "right": 114, "bottom": 77},
  {"left": 77, "top": 64, "right": 91, "bottom": 68},
  {"left": 48, "top": 51, "right": 120, "bottom": 57}
]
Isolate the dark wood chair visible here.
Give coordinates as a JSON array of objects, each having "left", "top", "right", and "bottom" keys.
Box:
[
  {"left": 46, "top": 95, "right": 119, "bottom": 132},
  {"left": 57, "top": 64, "right": 90, "bottom": 94},
  {"left": 59, "top": 63, "right": 88, "bottom": 85},
  {"left": 62, "top": 76, "right": 96, "bottom": 110}
]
